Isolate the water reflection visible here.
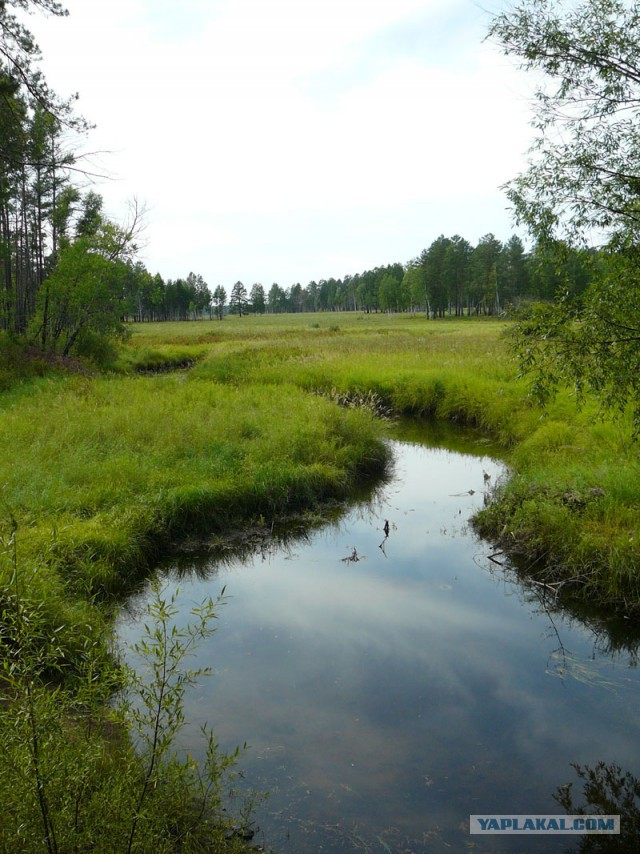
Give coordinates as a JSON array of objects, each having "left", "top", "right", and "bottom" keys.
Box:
[
  {"left": 555, "top": 761, "right": 640, "bottom": 853},
  {"left": 483, "top": 556, "right": 640, "bottom": 675},
  {"left": 117, "top": 425, "right": 640, "bottom": 853}
]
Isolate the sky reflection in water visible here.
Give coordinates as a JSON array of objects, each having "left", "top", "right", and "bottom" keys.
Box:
[{"left": 118, "top": 433, "right": 640, "bottom": 853}]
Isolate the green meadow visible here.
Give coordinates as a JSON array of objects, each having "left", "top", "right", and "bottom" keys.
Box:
[
  {"left": 3, "top": 312, "right": 640, "bottom": 630},
  {"left": 1, "top": 312, "right": 639, "bottom": 849}
]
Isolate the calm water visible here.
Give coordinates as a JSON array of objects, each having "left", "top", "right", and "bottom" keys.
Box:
[{"left": 117, "top": 423, "right": 640, "bottom": 853}]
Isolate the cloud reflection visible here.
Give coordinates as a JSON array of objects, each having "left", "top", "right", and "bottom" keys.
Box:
[{"left": 118, "top": 438, "right": 640, "bottom": 853}]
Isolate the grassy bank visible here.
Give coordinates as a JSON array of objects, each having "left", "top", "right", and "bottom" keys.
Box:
[
  {"left": 1, "top": 373, "right": 389, "bottom": 659},
  {"left": 5, "top": 312, "right": 637, "bottom": 618}
]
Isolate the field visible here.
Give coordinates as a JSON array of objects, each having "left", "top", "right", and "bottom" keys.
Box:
[
  {"left": 1, "top": 311, "right": 639, "bottom": 849},
  {"left": 4, "top": 313, "right": 640, "bottom": 622}
]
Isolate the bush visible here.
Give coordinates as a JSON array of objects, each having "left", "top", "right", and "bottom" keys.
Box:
[
  {"left": 72, "top": 329, "right": 120, "bottom": 367},
  {"left": 0, "top": 529, "right": 255, "bottom": 853}
]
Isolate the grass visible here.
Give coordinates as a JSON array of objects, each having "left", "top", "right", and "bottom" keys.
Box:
[
  {"left": 1, "top": 372, "right": 389, "bottom": 662},
  {"left": 0, "top": 536, "right": 255, "bottom": 853},
  {"left": 0, "top": 320, "right": 396, "bottom": 849}
]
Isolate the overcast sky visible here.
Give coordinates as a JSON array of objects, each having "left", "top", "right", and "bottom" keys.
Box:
[{"left": 28, "top": 0, "right": 533, "bottom": 289}]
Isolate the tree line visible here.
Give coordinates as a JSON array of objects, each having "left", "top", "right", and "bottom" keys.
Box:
[
  {"left": 0, "top": 1, "right": 223, "bottom": 351},
  {"left": 0, "top": 1, "right": 147, "bottom": 354},
  {"left": 0, "top": 0, "right": 600, "bottom": 350},
  {"left": 150, "top": 235, "right": 594, "bottom": 322}
]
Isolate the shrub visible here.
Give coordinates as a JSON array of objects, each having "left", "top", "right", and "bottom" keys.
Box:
[{"left": 0, "top": 528, "right": 254, "bottom": 853}]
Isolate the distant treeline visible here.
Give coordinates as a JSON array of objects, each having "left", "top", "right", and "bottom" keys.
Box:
[
  {"left": 124, "top": 234, "right": 598, "bottom": 323},
  {"left": 0, "top": 63, "right": 598, "bottom": 343},
  {"left": 0, "top": 85, "right": 595, "bottom": 342}
]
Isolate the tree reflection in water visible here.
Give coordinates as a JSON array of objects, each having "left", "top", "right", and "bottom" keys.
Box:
[{"left": 556, "top": 761, "right": 640, "bottom": 852}]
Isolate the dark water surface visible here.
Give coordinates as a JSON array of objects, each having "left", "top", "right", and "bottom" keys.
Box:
[{"left": 117, "top": 422, "right": 640, "bottom": 852}]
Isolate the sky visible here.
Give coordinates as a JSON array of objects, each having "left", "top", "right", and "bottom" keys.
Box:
[{"left": 27, "top": 0, "right": 534, "bottom": 289}]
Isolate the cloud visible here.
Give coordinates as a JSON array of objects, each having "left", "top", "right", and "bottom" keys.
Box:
[{"left": 28, "top": 0, "right": 533, "bottom": 284}]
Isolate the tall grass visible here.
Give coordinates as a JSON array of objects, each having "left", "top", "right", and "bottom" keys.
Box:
[
  {"left": 1, "top": 371, "right": 388, "bottom": 612},
  {"left": 5, "top": 312, "right": 639, "bottom": 617},
  {"left": 0, "top": 342, "right": 392, "bottom": 847},
  {"left": 0, "top": 531, "right": 253, "bottom": 852}
]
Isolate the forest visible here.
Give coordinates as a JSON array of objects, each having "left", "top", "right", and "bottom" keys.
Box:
[
  {"left": 1, "top": 135, "right": 600, "bottom": 333},
  {"left": 0, "top": 81, "right": 597, "bottom": 335},
  {"left": 205, "top": 236, "right": 595, "bottom": 320}
]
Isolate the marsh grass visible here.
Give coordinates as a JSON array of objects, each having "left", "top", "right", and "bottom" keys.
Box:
[
  {"left": 3, "top": 312, "right": 639, "bottom": 617},
  {"left": 0, "top": 366, "right": 390, "bottom": 667},
  {"left": 111, "top": 344, "right": 211, "bottom": 374}
]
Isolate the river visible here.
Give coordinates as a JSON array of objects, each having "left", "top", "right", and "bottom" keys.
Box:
[{"left": 116, "top": 421, "right": 640, "bottom": 852}]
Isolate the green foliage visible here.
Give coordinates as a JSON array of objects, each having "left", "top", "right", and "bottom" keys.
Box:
[
  {"left": 212, "top": 285, "right": 227, "bottom": 320},
  {"left": 71, "top": 328, "right": 121, "bottom": 367},
  {"left": 249, "top": 282, "right": 266, "bottom": 314},
  {"left": 0, "top": 1, "right": 71, "bottom": 119},
  {"left": 412, "top": 233, "right": 532, "bottom": 317},
  {"left": 0, "top": 2, "right": 91, "bottom": 339},
  {"left": 119, "top": 581, "right": 251, "bottom": 853},
  {"left": 512, "top": 251, "right": 640, "bottom": 431},
  {"left": 489, "top": 0, "right": 640, "bottom": 429},
  {"left": 0, "top": 529, "right": 252, "bottom": 852},
  {"left": 36, "top": 201, "right": 142, "bottom": 356},
  {"left": 378, "top": 271, "right": 405, "bottom": 313},
  {"left": 489, "top": 0, "right": 640, "bottom": 243},
  {"left": 229, "top": 282, "right": 248, "bottom": 316}
]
